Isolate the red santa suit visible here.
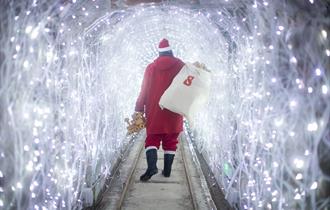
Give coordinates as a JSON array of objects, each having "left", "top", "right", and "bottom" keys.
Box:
[{"left": 135, "top": 39, "right": 184, "bottom": 152}]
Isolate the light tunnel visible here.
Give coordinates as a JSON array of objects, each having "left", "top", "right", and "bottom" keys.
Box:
[{"left": 0, "top": 0, "right": 329, "bottom": 209}]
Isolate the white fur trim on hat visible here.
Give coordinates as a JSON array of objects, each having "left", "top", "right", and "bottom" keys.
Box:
[{"left": 158, "top": 46, "right": 172, "bottom": 52}]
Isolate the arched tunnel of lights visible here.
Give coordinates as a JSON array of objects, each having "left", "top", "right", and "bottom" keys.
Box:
[{"left": 0, "top": 0, "right": 329, "bottom": 209}]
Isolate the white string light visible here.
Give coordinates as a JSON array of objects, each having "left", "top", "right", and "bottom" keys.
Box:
[{"left": 0, "top": 0, "right": 329, "bottom": 209}]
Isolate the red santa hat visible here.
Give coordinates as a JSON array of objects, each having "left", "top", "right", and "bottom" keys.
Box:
[{"left": 158, "top": 38, "right": 172, "bottom": 52}]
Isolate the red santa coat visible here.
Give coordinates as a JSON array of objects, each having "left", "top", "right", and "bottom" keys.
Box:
[{"left": 135, "top": 55, "right": 184, "bottom": 135}]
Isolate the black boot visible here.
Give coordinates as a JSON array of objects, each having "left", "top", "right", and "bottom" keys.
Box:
[
  {"left": 140, "top": 149, "right": 158, "bottom": 182},
  {"left": 162, "top": 154, "right": 175, "bottom": 177}
]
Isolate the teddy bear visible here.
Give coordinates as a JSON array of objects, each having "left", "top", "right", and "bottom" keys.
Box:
[{"left": 124, "top": 112, "right": 146, "bottom": 135}]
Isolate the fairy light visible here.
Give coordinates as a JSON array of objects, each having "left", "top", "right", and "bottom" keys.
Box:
[
  {"left": 296, "top": 173, "right": 303, "bottom": 180},
  {"left": 30, "top": 27, "right": 39, "bottom": 39},
  {"left": 293, "top": 158, "right": 304, "bottom": 169},
  {"left": 15, "top": 44, "right": 21, "bottom": 51},
  {"left": 1, "top": 0, "right": 329, "bottom": 209},
  {"left": 23, "top": 60, "right": 29, "bottom": 69},
  {"left": 25, "top": 25, "right": 33, "bottom": 34},
  {"left": 187, "top": 1, "right": 329, "bottom": 209},
  {"left": 310, "top": 182, "right": 318, "bottom": 190},
  {"left": 307, "top": 122, "right": 318, "bottom": 132},
  {"left": 290, "top": 56, "right": 297, "bottom": 64},
  {"left": 322, "top": 85, "right": 328, "bottom": 94},
  {"left": 294, "top": 194, "right": 302, "bottom": 200},
  {"left": 326, "top": 49, "right": 330, "bottom": 56},
  {"left": 289, "top": 100, "right": 297, "bottom": 108},
  {"left": 315, "top": 68, "right": 322, "bottom": 76},
  {"left": 16, "top": 182, "right": 23, "bottom": 189},
  {"left": 308, "top": 87, "right": 313, "bottom": 93},
  {"left": 321, "top": 30, "right": 327, "bottom": 39}
]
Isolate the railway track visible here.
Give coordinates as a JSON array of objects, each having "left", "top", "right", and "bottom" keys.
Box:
[{"left": 97, "top": 132, "right": 216, "bottom": 210}]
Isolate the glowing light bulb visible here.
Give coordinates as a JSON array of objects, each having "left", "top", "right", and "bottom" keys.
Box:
[
  {"left": 290, "top": 57, "right": 297, "bottom": 64},
  {"left": 315, "top": 68, "right": 321, "bottom": 76},
  {"left": 34, "top": 150, "right": 40, "bottom": 156},
  {"left": 25, "top": 25, "right": 33, "bottom": 34},
  {"left": 26, "top": 161, "right": 34, "bottom": 171},
  {"left": 271, "top": 190, "right": 278, "bottom": 196},
  {"left": 310, "top": 182, "right": 318, "bottom": 190},
  {"left": 31, "top": 27, "right": 39, "bottom": 39},
  {"left": 293, "top": 158, "right": 304, "bottom": 169},
  {"left": 294, "top": 194, "right": 301, "bottom": 200},
  {"left": 24, "top": 145, "right": 30, "bottom": 152},
  {"left": 17, "top": 182, "right": 23, "bottom": 189},
  {"left": 16, "top": 44, "right": 21, "bottom": 52},
  {"left": 321, "top": 30, "right": 327, "bottom": 39},
  {"left": 266, "top": 143, "right": 273, "bottom": 148},
  {"left": 34, "top": 120, "right": 43, "bottom": 127},
  {"left": 274, "top": 118, "right": 283, "bottom": 127},
  {"left": 307, "top": 122, "right": 318, "bottom": 131},
  {"left": 23, "top": 60, "right": 29, "bottom": 69},
  {"left": 326, "top": 49, "right": 330, "bottom": 56},
  {"left": 296, "top": 173, "right": 303, "bottom": 180},
  {"left": 289, "top": 100, "right": 297, "bottom": 107},
  {"left": 322, "top": 85, "right": 328, "bottom": 94},
  {"left": 304, "top": 150, "right": 310, "bottom": 156},
  {"left": 308, "top": 87, "right": 313, "bottom": 93},
  {"left": 0, "top": 199, "right": 3, "bottom": 207}
]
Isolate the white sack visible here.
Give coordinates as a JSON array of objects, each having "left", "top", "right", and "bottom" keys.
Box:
[{"left": 159, "top": 62, "right": 211, "bottom": 123}]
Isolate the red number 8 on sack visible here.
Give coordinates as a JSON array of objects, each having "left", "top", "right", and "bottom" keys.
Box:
[{"left": 183, "top": 75, "right": 195, "bottom": 86}]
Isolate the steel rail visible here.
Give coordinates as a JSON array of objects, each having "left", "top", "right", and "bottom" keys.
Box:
[
  {"left": 180, "top": 135, "right": 198, "bottom": 210},
  {"left": 116, "top": 135, "right": 197, "bottom": 209},
  {"left": 116, "top": 140, "right": 145, "bottom": 209}
]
